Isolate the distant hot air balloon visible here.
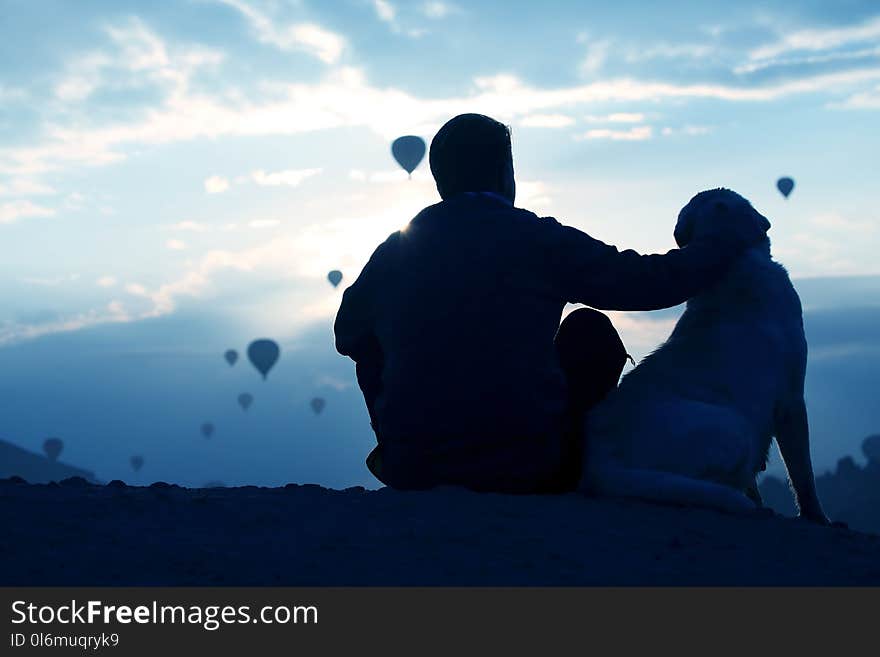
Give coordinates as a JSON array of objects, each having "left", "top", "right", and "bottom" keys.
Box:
[
  {"left": 328, "top": 270, "right": 343, "bottom": 288},
  {"left": 43, "top": 437, "right": 63, "bottom": 462},
  {"left": 311, "top": 397, "right": 326, "bottom": 415},
  {"left": 391, "top": 135, "right": 426, "bottom": 178},
  {"left": 224, "top": 349, "right": 238, "bottom": 366},
  {"left": 863, "top": 434, "right": 880, "bottom": 465},
  {"left": 201, "top": 422, "right": 215, "bottom": 438},
  {"left": 776, "top": 177, "right": 795, "bottom": 198},
  {"left": 238, "top": 392, "right": 253, "bottom": 411},
  {"left": 130, "top": 455, "right": 144, "bottom": 472},
  {"left": 247, "top": 339, "right": 280, "bottom": 380}
]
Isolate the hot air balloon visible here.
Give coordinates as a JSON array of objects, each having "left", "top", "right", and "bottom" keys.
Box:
[
  {"left": 327, "top": 270, "right": 343, "bottom": 288},
  {"left": 130, "top": 455, "right": 144, "bottom": 472},
  {"left": 391, "top": 135, "right": 426, "bottom": 178},
  {"left": 43, "top": 437, "right": 63, "bottom": 462},
  {"left": 238, "top": 392, "right": 253, "bottom": 411},
  {"left": 247, "top": 339, "right": 280, "bottom": 380},
  {"left": 776, "top": 177, "right": 795, "bottom": 198},
  {"left": 863, "top": 434, "right": 880, "bottom": 465},
  {"left": 201, "top": 422, "right": 215, "bottom": 438},
  {"left": 310, "top": 397, "right": 326, "bottom": 415},
  {"left": 224, "top": 349, "right": 238, "bottom": 366}
]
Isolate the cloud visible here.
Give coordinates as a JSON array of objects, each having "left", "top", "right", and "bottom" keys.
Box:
[
  {"left": 166, "top": 239, "right": 187, "bottom": 250},
  {"left": 577, "top": 126, "right": 653, "bottom": 141},
  {"left": 248, "top": 219, "right": 281, "bottom": 228},
  {"left": 810, "top": 212, "right": 876, "bottom": 234},
  {"left": 216, "top": 0, "right": 345, "bottom": 63},
  {"left": 52, "top": 18, "right": 223, "bottom": 105},
  {"left": 170, "top": 220, "right": 210, "bottom": 232},
  {"left": 518, "top": 113, "right": 576, "bottom": 128},
  {"left": 0, "top": 306, "right": 130, "bottom": 346},
  {"left": 516, "top": 180, "right": 552, "bottom": 210},
  {"left": 373, "top": 0, "right": 396, "bottom": 24},
  {"left": 583, "top": 112, "right": 646, "bottom": 123},
  {"left": 250, "top": 167, "right": 322, "bottom": 187},
  {"left": 0, "top": 200, "right": 56, "bottom": 224},
  {"left": 833, "top": 83, "right": 880, "bottom": 109},
  {"left": 735, "top": 45, "right": 880, "bottom": 74},
  {"left": 624, "top": 42, "right": 715, "bottom": 62},
  {"left": 348, "top": 168, "right": 431, "bottom": 183},
  {"left": 204, "top": 176, "right": 230, "bottom": 194},
  {"left": 749, "top": 15, "right": 880, "bottom": 62},
  {"left": 422, "top": 2, "right": 457, "bottom": 19},
  {"left": 19, "top": 274, "right": 80, "bottom": 287},
  {"left": 0, "top": 178, "right": 56, "bottom": 197},
  {"left": 580, "top": 39, "right": 611, "bottom": 75},
  {"left": 96, "top": 276, "right": 117, "bottom": 288},
  {"left": 660, "top": 125, "right": 712, "bottom": 137},
  {"left": 5, "top": 18, "right": 880, "bottom": 178}
]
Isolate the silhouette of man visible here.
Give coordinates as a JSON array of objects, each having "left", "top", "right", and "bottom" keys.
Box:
[{"left": 335, "top": 113, "right": 768, "bottom": 493}]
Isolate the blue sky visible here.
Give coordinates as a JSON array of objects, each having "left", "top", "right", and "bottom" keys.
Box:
[{"left": 0, "top": 0, "right": 878, "bottom": 486}]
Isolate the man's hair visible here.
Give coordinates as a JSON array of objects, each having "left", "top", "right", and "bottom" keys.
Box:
[{"left": 429, "top": 113, "right": 512, "bottom": 199}]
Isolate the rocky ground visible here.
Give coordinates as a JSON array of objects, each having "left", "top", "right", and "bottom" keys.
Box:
[{"left": 2, "top": 477, "right": 879, "bottom": 586}]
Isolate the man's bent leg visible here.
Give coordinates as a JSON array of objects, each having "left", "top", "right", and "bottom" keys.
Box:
[
  {"left": 353, "top": 335, "right": 385, "bottom": 481},
  {"left": 552, "top": 308, "right": 630, "bottom": 491}
]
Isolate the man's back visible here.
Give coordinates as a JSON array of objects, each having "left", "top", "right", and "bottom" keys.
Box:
[{"left": 336, "top": 194, "right": 571, "bottom": 489}]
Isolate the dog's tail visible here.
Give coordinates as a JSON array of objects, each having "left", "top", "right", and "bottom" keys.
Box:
[{"left": 585, "top": 465, "right": 757, "bottom": 515}]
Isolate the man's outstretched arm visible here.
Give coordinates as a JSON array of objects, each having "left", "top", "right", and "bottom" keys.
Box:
[{"left": 539, "top": 218, "right": 766, "bottom": 311}]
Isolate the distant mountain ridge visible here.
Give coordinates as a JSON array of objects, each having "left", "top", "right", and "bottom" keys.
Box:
[{"left": 0, "top": 439, "right": 96, "bottom": 483}]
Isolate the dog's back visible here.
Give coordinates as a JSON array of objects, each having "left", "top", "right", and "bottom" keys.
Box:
[{"left": 582, "top": 242, "right": 806, "bottom": 512}]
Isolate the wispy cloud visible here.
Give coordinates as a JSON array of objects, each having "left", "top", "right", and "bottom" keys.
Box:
[
  {"left": 577, "top": 126, "right": 653, "bottom": 141},
  {"left": 0, "top": 200, "right": 56, "bottom": 224},
  {"left": 0, "top": 178, "right": 56, "bottom": 197},
  {"left": 749, "top": 15, "right": 880, "bottom": 62},
  {"left": 579, "top": 38, "right": 611, "bottom": 75},
  {"left": 204, "top": 176, "right": 230, "bottom": 194},
  {"left": 4, "top": 10, "right": 880, "bottom": 180},
  {"left": 583, "top": 112, "right": 645, "bottom": 123},
  {"left": 660, "top": 125, "right": 712, "bottom": 137},
  {"left": 215, "top": 0, "right": 345, "bottom": 63},
  {"left": 518, "top": 113, "right": 576, "bottom": 128},
  {"left": 372, "top": 0, "right": 396, "bottom": 25},
  {"left": 248, "top": 219, "right": 281, "bottom": 228},
  {"left": 736, "top": 45, "right": 880, "bottom": 74},
  {"left": 19, "top": 273, "right": 80, "bottom": 287},
  {"left": 251, "top": 168, "right": 322, "bottom": 187},
  {"left": 170, "top": 220, "right": 210, "bottom": 232},
  {"left": 166, "top": 239, "right": 187, "bottom": 250},
  {"left": 422, "top": 2, "right": 458, "bottom": 19}
]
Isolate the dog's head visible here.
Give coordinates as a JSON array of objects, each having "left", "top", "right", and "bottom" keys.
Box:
[{"left": 674, "top": 188, "right": 771, "bottom": 248}]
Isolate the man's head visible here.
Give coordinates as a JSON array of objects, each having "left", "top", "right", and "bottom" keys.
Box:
[
  {"left": 675, "top": 188, "right": 771, "bottom": 248},
  {"left": 429, "top": 113, "right": 515, "bottom": 202}
]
